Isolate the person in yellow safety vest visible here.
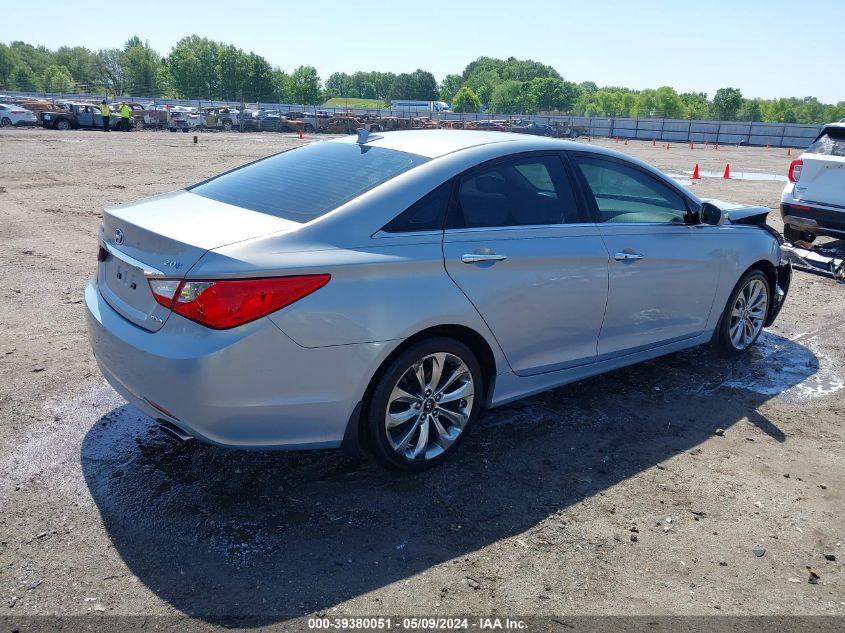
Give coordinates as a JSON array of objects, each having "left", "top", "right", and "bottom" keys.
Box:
[
  {"left": 120, "top": 103, "right": 131, "bottom": 132},
  {"left": 100, "top": 100, "right": 110, "bottom": 132}
]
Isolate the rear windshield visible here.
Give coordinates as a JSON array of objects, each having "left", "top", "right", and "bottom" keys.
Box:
[
  {"left": 807, "top": 127, "right": 845, "bottom": 157},
  {"left": 188, "top": 142, "right": 428, "bottom": 222}
]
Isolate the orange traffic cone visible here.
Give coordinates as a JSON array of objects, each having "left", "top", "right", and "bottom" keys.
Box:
[
  {"left": 665, "top": 143, "right": 670, "bottom": 150},
  {"left": 652, "top": 138, "right": 656, "bottom": 146},
  {"left": 692, "top": 163, "right": 700, "bottom": 179},
  {"left": 723, "top": 163, "right": 731, "bottom": 179},
  {"left": 690, "top": 141, "right": 694, "bottom": 150},
  {"left": 714, "top": 144, "right": 719, "bottom": 150},
  {"left": 766, "top": 143, "right": 771, "bottom": 149},
  {"left": 787, "top": 148, "right": 791, "bottom": 156},
  {"left": 624, "top": 139, "right": 628, "bottom": 145}
]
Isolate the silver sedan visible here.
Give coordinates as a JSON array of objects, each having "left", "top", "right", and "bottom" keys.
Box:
[{"left": 85, "top": 130, "right": 791, "bottom": 471}]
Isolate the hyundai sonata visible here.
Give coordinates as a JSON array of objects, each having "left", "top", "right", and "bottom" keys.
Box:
[{"left": 85, "top": 130, "right": 791, "bottom": 471}]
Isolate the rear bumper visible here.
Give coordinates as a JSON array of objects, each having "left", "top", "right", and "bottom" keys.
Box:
[
  {"left": 780, "top": 201, "right": 845, "bottom": 238},
  {"left": 85, "top": 280, "right": 391, "bottom": 449}
]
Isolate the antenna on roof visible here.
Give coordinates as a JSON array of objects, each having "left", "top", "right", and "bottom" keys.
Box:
[{"left": 356, "top": 128, "right": 383, "bottom": 144}]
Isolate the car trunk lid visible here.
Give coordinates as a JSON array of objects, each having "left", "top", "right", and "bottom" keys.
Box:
[{"left": 98, "top": 190, "right": 300, "bottom": 331}]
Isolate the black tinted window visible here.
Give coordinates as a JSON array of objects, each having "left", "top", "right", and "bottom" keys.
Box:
[
  {"left": 807, "top": 127, "right": 845, "bottom": 157},
  {"left": 383, "top": 182, "right": 452, "bottom": 233},
  {"left": 448, "top": 155, "right": 583, "bottom": 229},
  {"left": 189, "top": 142, "right": 427, "bottom": 223},
  {"left": 575, "top": 156, "right": 688, "bottom": 224}
]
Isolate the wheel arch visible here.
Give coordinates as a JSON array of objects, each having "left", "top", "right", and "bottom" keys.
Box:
[{"left": 343, "top": 324, "right": 498, "bottom": 454}]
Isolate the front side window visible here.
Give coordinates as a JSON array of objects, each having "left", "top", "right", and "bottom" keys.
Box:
[
  {"left": 189, "top": 142, "right": 428, "bottom": 223},
  {"left": 448, "top": 155, "right": 583, "bottom": 229},
  {"left": 574, "top": 156, "right": 688, "bottom": 224},
  {"left": 807, "top": 127, "right": 845, "bottom": 157}
]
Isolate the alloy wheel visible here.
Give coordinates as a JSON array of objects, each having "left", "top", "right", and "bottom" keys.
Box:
[
  {"left": 728, "top": 278, "right": 768, "bottom": 351},
  {"left": 385, "top": 352, "right": 474, "bottom": 461}
]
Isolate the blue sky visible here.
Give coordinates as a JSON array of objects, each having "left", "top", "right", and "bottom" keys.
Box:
[{"left": 3, "top": 0, "right": 843, "bottom": 102}]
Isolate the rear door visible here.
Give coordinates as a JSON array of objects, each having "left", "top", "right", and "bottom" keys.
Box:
[
  {"left": 570, "top": 154, "right": 721, "bottom": 358},
  {"left": 443, "top": 152, "right": 608, "bottom": 376},
  {"left": 794, "top": 126, "right": 845, "bottom": 207}
]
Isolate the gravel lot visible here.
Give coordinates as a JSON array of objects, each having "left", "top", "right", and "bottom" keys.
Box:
[{"left": 0, "top": 128, "right": 842, "bottom": 623}]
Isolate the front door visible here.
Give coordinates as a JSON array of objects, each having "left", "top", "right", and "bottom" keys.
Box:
[
  {"left": 571, "top": 154, "right": 721, "bottom": 358},
  {"left": 443, "top": 153, "right": 609, "bottom": 376}
]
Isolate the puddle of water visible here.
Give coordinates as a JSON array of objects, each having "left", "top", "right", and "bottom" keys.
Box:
[
  {"left": 723, "top": 332, "right": 843, "bottom": 402},
  {"left": 688, "top": 169, "right": 787, "bottom": 182}
]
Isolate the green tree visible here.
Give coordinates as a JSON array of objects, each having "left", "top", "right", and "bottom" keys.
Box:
[
  {"left": 451, "top": 86, "right": 480, "bottom": 113},
  {"left": 54, "top": 46, "right": 100, "bottom": 89},
  {"left": 490, "top": 80, "right": 531, "bottom": 114},
  {"left": 121, "top": 38, "right": 161, "bottom": 95},
  {"left": 0, "top": 44, "right": 20, "bottom": 88},
  {"left": 165, "top": 36, "right": 220, "bottom": 99},
  {"left": 97, "top": 48, "right": 124, "bottom": 95},
  {"left": 713, "top": 87, "right": 743, "bottom": 120},
  {"left": 244, "top": 52, "right": 274, "bottom": 102},
  {"left": 10, "top": 65, "right": 40, "bottom": 91},
  {"left": 680, "top": 92, "right": 710, "bottom": 119},
  {"left": 438, "top": 74, "right": 463, "bottom": 103},
  {"left": 289, "top": 65, "right": 322, "bottom": 104},
  {"left": 324, "top": 72, "right": 350, "bottom": 99},
  {"left": 737, "top": 99, "right": 762, "bottom": 122},
  {"left": 40, "top": 65, "right": 75, "bottom": 92},
  {"left": 271, "top": 69, "right": 291, "bottom": 103}
]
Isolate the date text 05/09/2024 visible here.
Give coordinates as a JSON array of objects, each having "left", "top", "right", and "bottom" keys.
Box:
[{"left": 307, "top": 617, "right": 528, "bottom": 630}]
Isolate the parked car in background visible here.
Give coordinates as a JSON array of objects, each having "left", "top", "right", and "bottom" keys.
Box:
[
  {"left": 168, "top": 107, "right": 204, "bottom": 132},
  {"left": 509, "top": 120, "right": 554, "bottom": 136},
  {"left": 781, "top": 122, "right": 845, "bottom": 242},
  {"left": 203, "top": 107, "right": 239, "bottom": 131},
  {"left": 0, "top": 103, "right": 38, "bottom": 127},
  {"left": 86, "top": 130, "right": 791, "bottom": 471}
]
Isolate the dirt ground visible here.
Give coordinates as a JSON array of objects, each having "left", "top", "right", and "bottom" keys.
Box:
[{"left": 0, "top": 128, "right": 842, "bottom": 625}]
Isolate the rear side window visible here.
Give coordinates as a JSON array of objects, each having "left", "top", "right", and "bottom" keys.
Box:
[
  {"left": 447, "top": 155, "right": 584, "bottom": 229},
  {"left": 189, "top": 142, "right": 428, "bottom": 223},
  {"left": 807, "top": 127, "right": 845, "bottom": 157},
  {"left": 382, "top": 181, "right": 452, "bottom": 233}
]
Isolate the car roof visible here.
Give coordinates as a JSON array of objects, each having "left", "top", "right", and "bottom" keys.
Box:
[{"left": 329, "top": 129, "right": 580, "bottom": 159}]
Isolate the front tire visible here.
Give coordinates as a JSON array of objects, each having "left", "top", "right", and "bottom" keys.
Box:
[
  {"left": 366, "top": 338, "right": 482, "bottom": 472},
  {"left": 714, "top": 270, "right": 770, "bottom": 356},
  {"left": 0, "top": 117, "right": 11, "bottom": 128},
  {"left": 55, "top": 119, "right": 71, "bottom": 131}
]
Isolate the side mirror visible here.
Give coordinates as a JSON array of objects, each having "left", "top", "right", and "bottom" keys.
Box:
[{"left": 699, "top": 202, "right": 723, "bottom": 226}]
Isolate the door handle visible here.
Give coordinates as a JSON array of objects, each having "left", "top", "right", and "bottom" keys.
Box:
[
  {"left": 614, "top": 252, "right": 644, "bottom": 261},
  {"left": 462, "top": 253, "right": 508, "bottom": 264}
]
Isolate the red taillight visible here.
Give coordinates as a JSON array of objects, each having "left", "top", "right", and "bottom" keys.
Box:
[
  {"left": 788, "top": 159, "right": 803, "bottom": 183},
  {"left": 148, "top": 275, "right": 330, "bottom": 329}
]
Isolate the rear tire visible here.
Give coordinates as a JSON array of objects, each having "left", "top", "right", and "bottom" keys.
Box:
[
  {"left": 783, "top": 224, "right": 816, "bottom": 244},
  {"left": 714, "top": 270, "right": 770, "bottom": 356},
  {"left": 366, "top": 337, "right": 483, "bottom": 472}
]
